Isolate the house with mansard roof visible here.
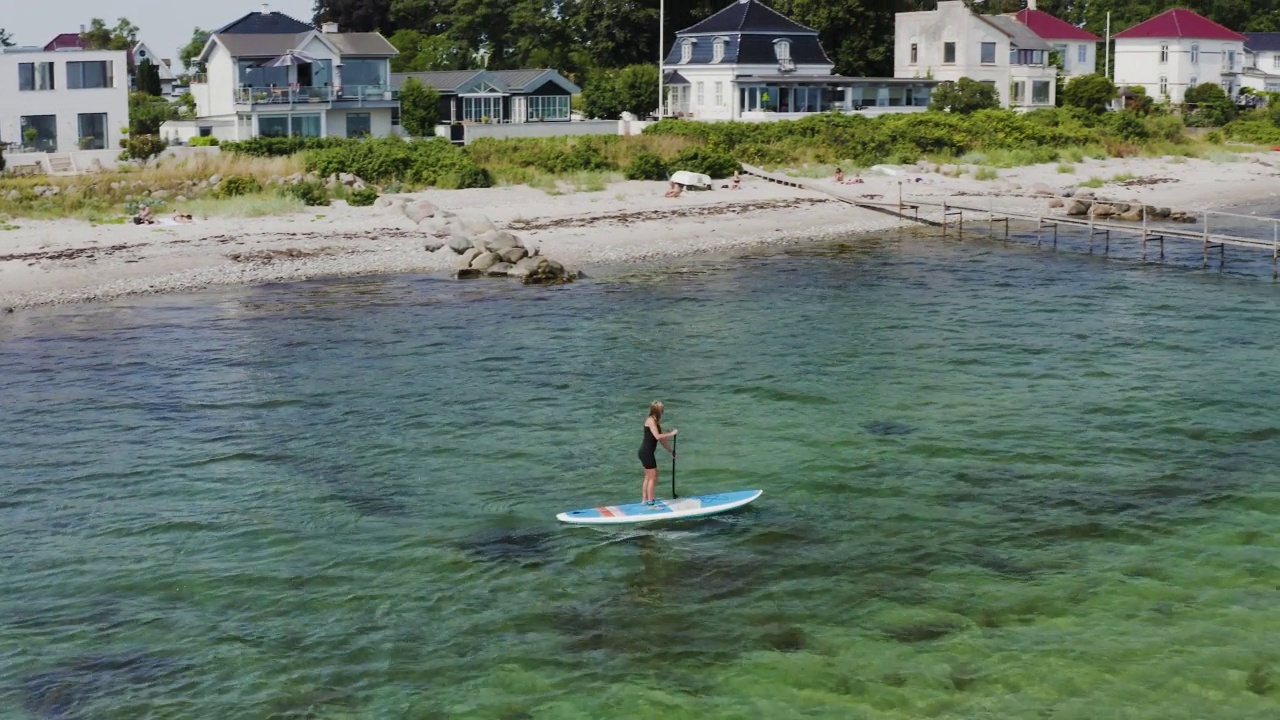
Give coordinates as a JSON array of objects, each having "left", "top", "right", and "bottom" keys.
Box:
[
  {"left": 180, "top": 8, "right": 399, "bottom": 142},
  {"left": 1112, "top": 8, "right": 1247, "bottom": 103},
  {"left": 663, "top": 0, "right": 937, "bottom": 121},
  {"left": 1241, "top": 32, "right": 1280, "bottom": 93}
]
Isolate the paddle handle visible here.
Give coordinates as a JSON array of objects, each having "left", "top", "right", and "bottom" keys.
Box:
[{"left": 671, "top": 435, "right": 677, "bottom": 499}]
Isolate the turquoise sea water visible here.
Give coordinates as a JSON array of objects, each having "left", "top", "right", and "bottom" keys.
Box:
[{"left": 2, "top": 221, "right": 1279, "bottom": 719}]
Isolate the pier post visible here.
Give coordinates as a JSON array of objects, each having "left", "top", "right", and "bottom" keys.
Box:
[
  {"left": 942, "top": 199, "right": 947, "bottom": 236},
  {"left": 898, "top": 181, "right": 903, "bottom": 214},
  {"left": 1105, "top": 229, "right": 1110, "bottom": 255},
  {"left": 1273, "top": 220, "right": 1278, "bottom": 281},
  {"left": 1141, "top": 207, "right": 1148, "bottom": 259},
  {"left": 1202, "top": 214, "right": 1210, "bottom": 268},
  {"left": 1088, "top": 216, "right": 1094, "bottom": 254}
]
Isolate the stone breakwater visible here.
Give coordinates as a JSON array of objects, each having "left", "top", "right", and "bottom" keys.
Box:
[
  {"left": 1046, "top": 187, "right": 1198, "bottom": 223},
  {"left": 381, "top": 197, "right": 577, "bottom": 285}
]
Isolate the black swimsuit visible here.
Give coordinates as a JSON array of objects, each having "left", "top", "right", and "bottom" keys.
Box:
[{"left": 638, "top": 423, "right": 659, "bottom": 469}]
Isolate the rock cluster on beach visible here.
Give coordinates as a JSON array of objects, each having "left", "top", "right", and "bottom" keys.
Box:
[
  {"left": 379, "top": 197, "right": 576, "bottom": 284},
  {"left": 1057, "top": 187, "right": 1197, "bottom": 223}
]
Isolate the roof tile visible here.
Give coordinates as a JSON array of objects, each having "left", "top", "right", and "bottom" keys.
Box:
[{"left": 1113, "top": 8, "right": 1246, "bottom": 41}]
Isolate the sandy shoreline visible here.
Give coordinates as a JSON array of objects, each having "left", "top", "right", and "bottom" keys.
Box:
[{"left": 2, "top": 152, "right": 1279, "bottom": 311}]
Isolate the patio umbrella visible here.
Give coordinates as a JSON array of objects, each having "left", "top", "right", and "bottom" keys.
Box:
[{"left": 257, "top": 50, "right": 318, "bottom": 68}]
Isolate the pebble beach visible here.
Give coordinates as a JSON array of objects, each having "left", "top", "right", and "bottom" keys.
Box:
[{"left": 2, "top": 151, "right": 1279, "bottom": 310}]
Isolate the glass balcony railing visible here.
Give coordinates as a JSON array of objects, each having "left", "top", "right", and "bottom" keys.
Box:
[{"left": 234, "top": 85, "right": 397, "bottom": 104}]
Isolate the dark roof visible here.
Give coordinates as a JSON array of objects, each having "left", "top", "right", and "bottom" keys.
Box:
[
  {"left": 393, "top": 70, "right": 487, "bottom": 92},
  {"left": 678, "top": 0, "right": 817, "bottom": 35},
  {"left": 1012, "top": 8, "right": 1101, "bottom": 42},
  {"left": 489, "top": 69, "right": 580, "bottom": 93},
  {"left": 215, "top": 11, "right": 314, "bottom": 35},
  {"left": 1114, "top": 8, "right": 1246, "bottom": 41},
  {"left": 663, "top": 70, "right": 690, "bottom": 85},
  {"left": 212, "top": 33, "right": 308, "bottom": 58},
  {"left": 1245, "top": 32, "right": 1280, "bottom": 52},
  {"left": 44, "top": 33, "right": 87, "bottom": 51},
  {"left": 665, "top": 34, "right": 831, "bottom": 65},
  {"left": 392, "top": 69, "right": 580, "bottom": 95},
  {"left": 737, "top": 74, "right": 940, "bottom": 86}
]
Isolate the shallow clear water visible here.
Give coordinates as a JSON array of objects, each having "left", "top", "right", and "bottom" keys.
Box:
[{"left": 2, "top": 221, "right": 1279, "bottom": 719}]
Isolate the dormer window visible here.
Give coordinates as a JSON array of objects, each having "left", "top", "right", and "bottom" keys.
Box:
[
  {"left": 712, "top": 37, "right": 726, "bottom": 64},
  {"left": 774, "top": 39, "right": 792, "bottom": 62},
  {"left": 680, "top": 39, "right": 694, "bottom": 64}
]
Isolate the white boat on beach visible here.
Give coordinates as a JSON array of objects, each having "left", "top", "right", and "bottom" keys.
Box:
[{"left": 670, "top": 170, "right": 713, "bottom": 189}]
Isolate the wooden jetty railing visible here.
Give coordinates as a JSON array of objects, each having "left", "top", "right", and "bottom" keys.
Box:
[{"left": 738, "top": 164, "right": 1280, "bottom": 275}]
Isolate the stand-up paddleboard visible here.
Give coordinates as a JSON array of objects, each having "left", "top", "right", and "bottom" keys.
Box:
[{"left": 556, "top": 489, "right": 762, "bottom": 525}]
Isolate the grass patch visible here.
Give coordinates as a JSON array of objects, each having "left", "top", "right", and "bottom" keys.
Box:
[
  {"left": 1057, "top": 164, "right": 1075, "bottom": 173},
  {"left": 1207, "top": 150, "right": 1242, "bottom": 163},
  {"left": 1110, "top": 173, "right": 1138, "bottom": 183},
  {"left": 1078, "top": 176, "right": 1106, "bottom": 188},
  {"left": 973, "top": 167, "right": 999, "bottom": 181},
  {"left": 182, "top": 193, "right": 307, "bottom": 219}
]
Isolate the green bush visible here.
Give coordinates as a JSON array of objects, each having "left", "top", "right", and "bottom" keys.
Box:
[
  {"left": 1101, "top": 110, "right": 1148, "bottom": 141},
  {"left": 1061, "top": 74, "right": 1117, "bottom": 115},
  {"left": 1144, "top": 114, "right": 1187, "bottom": 143},
  {"left": 283, "top": 180, "right": 329, "bottom": 206},
  {"left": 119, "top": 134, "right": 167, "bottom": 161},
  {"left": 669, "top": 147, "right": 740, "bottom": 178},
  {"left": 347, "top": 187, "right": 378, "bottom": 206},
  {"left": 303, "top": 136, "right": 491, "bottom": 188},
  {"left": 188, "top": 136, "right": 220, "bottom": 147},
  {"left": 222, "top": 136, "right": 347, "bottom": 157},
  {"left": 1223, "top": 116, "right": 1280, "bottom": 144},
  {"left": 217, "top": 175, "right": 262, "bottom": 198},
  {"left": 625, "top": 151, "right": 668, "bottom": 180}
]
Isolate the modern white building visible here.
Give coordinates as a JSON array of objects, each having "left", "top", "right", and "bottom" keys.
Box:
[
  {"left": 662, "top": 0, "right": 937, "bottom": 121},
  {"left": 1242, "top": 33, "right": 1280, "bottom": 93},
  {"left": 1011, "top": 1, "right": 1101, "bottom": 78},
  {"left": 132, "top": 41, "right": 177, "bottom": 95},
  {"left": 0, "top": 45, "right": 129, "bottom": 154},
  {"left": 181, "top": 8, "right": 398, "bottom": 142},
  {"left": 1112, "top": 8, "right": 1247, "bottom": 103},
  {"left": 895, "top": 0, "right": 1058, "bottom": 109}
]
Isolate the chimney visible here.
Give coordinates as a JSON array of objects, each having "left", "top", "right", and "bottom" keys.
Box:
[
  {"left": 322, "top": 22, "right": 339, "bottom": 33},
  {"left": 80, "top": 24, "right": 86, "bottom": 33},
  {"left": 261, "top": 3, "right": 269, "bottom": 13},
  {"left": 1027, "top": 0, "right": 1036, "bottom": 9}
]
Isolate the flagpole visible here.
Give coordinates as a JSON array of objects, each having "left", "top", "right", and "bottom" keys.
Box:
[
  {"left": 658, "top": 0, "right": 665, "bottom": 120},
  {"left": 1104, "top": 11, "right": 1111, "bottom": 79}
]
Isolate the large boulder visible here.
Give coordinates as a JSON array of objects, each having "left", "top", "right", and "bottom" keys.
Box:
[
  {"left": 486, "top": 262, "right": 514, "bottom": 277},
  {"left": 455, "top": 247, "right": 481, "bottom": 269},
  {"left": 473, "top": 230, "right": 523, "bottom": 254},
  {"left": 1065, "top": 198, "right": 1091, "bottom": 216},
  {"left": 470, "top": 251, "right": 501, "bottom": 271},
  {"left": 455, "top": 212, "right": 497, "bottom": 236},
  {"left": 375, "top": 195, "right": 407, "bottom": 212},
  {"left": 1090, "top": 203, "right": 1116, "bottom": 217},
  {"left": 447, "top": 234, "right": 474, "bottom": 254},
  {"left": 1118, "top": 207, "right": 1144, "bottom": 221},
  {"left": 498, "top": 246, "right": 528, "bottom": 264},
  {"left": 424, "top": 238, "right": 446, "bottom": 252},
  {"left": 403, "top": 199, "right": 440, "bottom": 225},
  {"left": 1072, "top": 187, "right": 1096, "bottom": 199},
  {"left": 1029, "top": 182, "right": 1055, "bottom": 197}
]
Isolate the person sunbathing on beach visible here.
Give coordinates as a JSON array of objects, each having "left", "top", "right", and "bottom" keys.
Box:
[
  {"left": 133, "top": 205, "right": 156, "bottom": 225},
  {"left": 833, "top": 168, "right": 864, "bottom": 185},
  {"left": 664, "top": 181, "right": 684, "bottom": 198},
  {"left": 173, "top": 211, "right": 193, "bottom": 224},
  {"left": 730, "top": 171, "right": 741, "bottom": 190}
]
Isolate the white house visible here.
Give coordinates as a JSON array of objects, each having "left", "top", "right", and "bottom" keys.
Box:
[
  {"left": 895, "top": 0, "right": 1058, "bottom": 109},
  {"left": 132, "top": 41, "right": 177, "bottom": 95},
  {"left": 1242, "top": 33, "right": 1280, "bottom": 93},
  {"left": 662, "top": 0, "right": 937, "bottom": 121},
  {"left": 1112, "top": 8, "right": 1247, "bottom": 103},
  {"left": 1011, "top": 1, "right": 1101, "bottom": 78},
  {"left": 181, "top": 9, "right": 398, "bottom": 142},
  {"left": 0, "top": 45, "right": 129, "bottom": 154}
]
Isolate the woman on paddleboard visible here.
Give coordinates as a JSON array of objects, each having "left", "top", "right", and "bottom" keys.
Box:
[{"left": 639, "top": 401, "right": 678, "bottom": 505}]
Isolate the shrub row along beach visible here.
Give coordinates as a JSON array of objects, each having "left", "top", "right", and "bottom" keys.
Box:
[{"left": 3, "top": 100, "right": 1280, "bottom": 311}]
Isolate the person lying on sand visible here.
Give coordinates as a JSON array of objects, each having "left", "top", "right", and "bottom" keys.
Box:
[
  {"left": 664, "top": 181, "right": 684, "bottom": 198},
  {"left": 173, "top": 211, "right": 194, "bottom": 224},
  {"left": 833, "top": 168, "right": 865, "bottom": 185},
  {"left": 132, "top": 205, "right": 156, "bottom": 225}
]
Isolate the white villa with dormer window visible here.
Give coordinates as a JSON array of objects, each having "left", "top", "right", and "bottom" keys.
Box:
[
  {"left": 174, "top": 8, "right": 399, "bottom": 142},
  {"left": 1112, "top": 8, "right": 1246, "bottom": 103},
  {"left": 662, "top": 0, "right": 937, "bottom": 121}
]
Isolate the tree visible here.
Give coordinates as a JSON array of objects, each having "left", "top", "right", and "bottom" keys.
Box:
[
  {"left": 179, "top": 28, "right": 211, "bottom": 75},
  {"left": 0, "top": 28, "right": 14, "bottom": 47},
  {"left": 582, "top": 64, "right": 658, "bottom": 119},
  {"left": 570, "top": 0, "right": 658, "bottom": 70},
  {"left": 398, "top": 77, "right": 442, "bottom": 134},
  {"left": 1062, "top": 74, "right": 1117, "bottom": 114},
  {"left": 388, "top": 29, "right": 470, "bottom": 71},
  {"left": 81, "top": 18, "right": 139, "bottom": 51},
  {"left": 137, "top": 59, "right": 163, "bottom": 96},
  {"left": 1183, "top": 83, "right": 1236, "bottom": 127},
  {"left": 313, "top": 0, "right": 397, "bottom": 33},
  {"left": 929, "top": 78, "right": 1000, "bottom": 114},
  {"left": 129, "top": 91, "right": 177, "bottom": 136}
]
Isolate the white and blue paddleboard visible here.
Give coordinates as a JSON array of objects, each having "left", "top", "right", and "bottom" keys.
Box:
[{"left": 556, "top": 489, "right": 762, "bottom": 525}]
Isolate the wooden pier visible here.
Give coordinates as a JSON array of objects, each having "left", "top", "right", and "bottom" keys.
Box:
[{"left": 739, "top": 164, "right": 1280, "bottom": 275}]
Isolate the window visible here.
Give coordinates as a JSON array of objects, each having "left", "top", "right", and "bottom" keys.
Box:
[
  {"left": 527, "top": 95, "right": 570, "bottom": 120},
  {"left": 1011, "top": 80, "right": 1025, "bottom": 103},
  {"left": 1054, "top": 44, "right": 1068, "bottom": 63},
  {"left": 67, "top": 60, "right": 113, "bottom": 89},
  {"left": 462, "top": 96, "right": 501, "bottom": 122},
  {"left": 910, "top": 42, "right": 918, "bottom": 64},
  {"left": 20, "top": 115, "right": 57, "bottom": 151},
  {"left": 774, "top": 40, "right": 791, "bottom": 61},
  {"left": 712, "top": 37, "right": 725, "bottom": 64},
  {"left": 714, "top": 81, "right": 723, "bottom": 106},
  {"left": 18, "top": 61, "right": 55, "bottom": 91},
  {"left": 1190, "top": 43, "right": 1199, "bottom": 64},
  {"left": 392, "top": 107, "right": 401, "bottom": 126},
  {"left": 680, "top": 39, "right": 693, "bottom": 64},
  {"left": 696, "top": 81, "right": 704, "bottom": 106},
  {"left": 346, "top": 112, "right": 372, "bottom": 137},
  {"left": 1158, "top": 75, "right": 1168, "bottom": 96},
  {"left": 1077, "top": 44, "right": 1088, "bottom": 64},
  {"left": 1227, "top": 49, "right": 1236, "bottom": 72},
  {"left": 258, "top": 115, "right": 289, "bottom": 137},
  {"left": 944, "top": 42, "right": 956, "bottom": 63},
  {"left": 1274, "top": 53, "right": 1280, "bottom": 69},
  {"left": 291, "top": 114, "right": 321, "bottom": 137},
  {"left": 1032, "top": 80, "right": 1051, "bottom": 104},
  {"left": 341, "top": 59, "right": 388, "bottom": 90},
  {"left": 980, "top": 42, "right": 996, "bottom": 64},
  {"left": 1189, "top": 76, "right": 1198, "bottom": 88},
  {"left": 77, "top": 113, "right": 107, "bottom": 150},
  {"left": 1159, "top": 44, "right": 1169, "bottom": 64}
]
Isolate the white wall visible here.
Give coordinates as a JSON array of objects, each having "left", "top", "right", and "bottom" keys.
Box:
[
  {"left": 0, "top": 48, "right": 129, "bottom": 154},
  {"left": 1047, "top": 40, "right": 1098, "bottom": 77},
  {"left": 201, "top": 43, "right": 236, "bottom": 117},
  {"left": 1114, "top": 37, "right": 1245, "bottom": 103}
]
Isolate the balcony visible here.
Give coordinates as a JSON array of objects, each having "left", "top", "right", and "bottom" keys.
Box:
[{"left": 233, "top": 85, "right": 397, "bottom": 106}]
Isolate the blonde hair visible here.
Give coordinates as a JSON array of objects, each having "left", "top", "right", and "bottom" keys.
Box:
[{"left": 647, "top": 401, "right": 664, "bottom": 423}]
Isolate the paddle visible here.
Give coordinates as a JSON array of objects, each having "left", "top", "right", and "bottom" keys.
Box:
[{"left": 671, "top": 435, "right": 678, "bottom": 499}]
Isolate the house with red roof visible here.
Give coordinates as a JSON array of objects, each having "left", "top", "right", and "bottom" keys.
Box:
[
  {"left": 1112, "top": 8, "right": 1247, "bottom": 103},
  {"left": 1010, "top": 0, "right": 1101, "bottom": 78}
]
